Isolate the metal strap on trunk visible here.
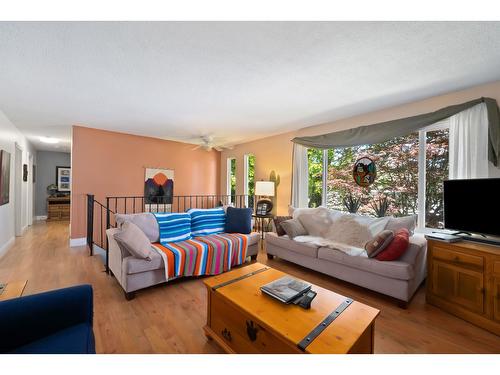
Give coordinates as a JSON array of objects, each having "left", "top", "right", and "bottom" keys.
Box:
[
  {"left": 297, "top": 298, "right": 353, "bottom": 351},
  {"left": 212, "top": 267, "right": 270, "bottom": 290}
]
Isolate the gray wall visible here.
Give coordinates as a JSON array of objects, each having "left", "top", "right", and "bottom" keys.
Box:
[{"left": 35, "top": 151, "right": 71, "bottom": 217}]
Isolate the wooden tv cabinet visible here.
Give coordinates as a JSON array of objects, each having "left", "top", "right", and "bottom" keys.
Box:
[{"left": 426, "top": 239, "right": 500, "bottom": 336}]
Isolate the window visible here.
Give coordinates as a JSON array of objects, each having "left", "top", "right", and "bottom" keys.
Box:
[
  {"left": 307, "top": 148, "right": 324, "bottom": 208},
  {"left": 227, "top": 158, "right": 236, "bottom": 202},
  {"left": 424, "top": 126, "right": 449, "bottom": 229},
  {"left": 244, "top": 154, "right": 255, "bottom": 209},
  {"left": 307, "top": 124, "right": 450, "bottom": 229}
]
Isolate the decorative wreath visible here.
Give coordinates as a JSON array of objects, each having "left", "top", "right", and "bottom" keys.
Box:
[{"left": 352, "top": 156, "right": 377, "bottom": 187}]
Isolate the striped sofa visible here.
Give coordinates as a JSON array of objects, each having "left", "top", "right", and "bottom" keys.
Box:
[{"left": 106, "top": 211, "right": 260, "bottom": 300}]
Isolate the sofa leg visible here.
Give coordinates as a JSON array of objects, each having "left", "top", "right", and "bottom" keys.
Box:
[
  {"left": 250, "top": 255, "right": 257, "bottom": 261},
  {"left": 267, "top": 254, "right": 274, "bottom": 260},
  {"left": 124, "top": 291, "right": 136, "bottom": 301},
  {"left": 397, "top": 300, "right": 408, "bottom": 309}
]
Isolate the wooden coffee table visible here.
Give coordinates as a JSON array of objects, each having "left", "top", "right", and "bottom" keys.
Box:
[
  {"left": 203, "top": 263, "right": 379, "bottom": 354},
  {"left": 0, "top": 280, "right": 28, "bottom": 301}
]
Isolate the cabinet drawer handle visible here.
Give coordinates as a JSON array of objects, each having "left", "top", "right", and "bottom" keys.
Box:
[
  {"left": 246, "top": 320, "right": 258, "bottom": 342},
  {"left": 221, "top": 328, "right": 232, "bottom": 342}
]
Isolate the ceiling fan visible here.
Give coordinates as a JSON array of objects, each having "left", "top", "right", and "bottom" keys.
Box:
[{"left": 191, "top": 135, "right": 233, "bottom": 152}]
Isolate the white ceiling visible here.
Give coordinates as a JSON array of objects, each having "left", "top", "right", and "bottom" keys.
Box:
[{"left": 1, "top": 21, "right": 500, "bottom": 152}]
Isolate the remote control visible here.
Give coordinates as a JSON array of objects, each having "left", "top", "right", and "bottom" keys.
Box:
[{"left": 297, "top": 290, "right": 317, "bottom": 309}]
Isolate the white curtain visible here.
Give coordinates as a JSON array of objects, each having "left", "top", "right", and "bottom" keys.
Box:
[
  {"left": 449, "top": 103, "right": 489, "bottom": 179},
  {"left": 291, "top": 143, "right": 309, "bottom": 208}
]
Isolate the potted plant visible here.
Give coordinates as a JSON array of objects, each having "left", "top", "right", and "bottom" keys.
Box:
[
  {"left": 342, "top": 192, "right": 362, "bottom": 213},
  {"left": 370, "top": 193, "right": 393, "bottom": 217},
  {"left": 47, "top": 184, "right": 58, "bottom": 197}
]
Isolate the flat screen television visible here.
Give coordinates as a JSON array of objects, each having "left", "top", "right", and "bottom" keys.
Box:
[{"left": 443, "top": 178, "right": 500, "bottom": 237}]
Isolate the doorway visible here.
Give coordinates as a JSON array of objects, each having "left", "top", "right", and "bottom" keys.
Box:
[
  {"left": 28, "top": 152, "right": 33, "bottom": 226},
  {"left": 14, "top": 144, "right": 23, "bottom": 236}
]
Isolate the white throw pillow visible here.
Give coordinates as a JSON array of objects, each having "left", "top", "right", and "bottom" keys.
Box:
[
  {"left": 289, "top": 205, "right": 326, "bottom": 219},
  {"left": 297, "top": 207, "right": 343, "bottom": 237},
  {"left": 385, "top": 215, "right": 417, "bottom": 235}
]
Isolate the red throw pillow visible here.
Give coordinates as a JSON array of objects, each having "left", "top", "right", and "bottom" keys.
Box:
[{"left": 375, "top": 228, "right": 410, "bottom": 261}]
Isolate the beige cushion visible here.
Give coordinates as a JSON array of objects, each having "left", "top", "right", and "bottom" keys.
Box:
[
  {"left": 386, "top": 215, "right": 417, "bottom": 235},
  {"left": 317, "top": 247, "right": 414, "bottom": 280},
  {"left": 272, "top": 216, "right": 292, "bottom": 236},
  {"left": 289, "top": 205, "right": 328, "bottom": 218},
  {"left": 115, "top": 213, "right": 159, "bottom": 242},
  {"left": 365, "top": 230, "right": 394, "bottom": 258},
  {"left": 114, "top": 221, "right": 154, "bottom": 260},
  {"left": 280, "top": 219, "right": 308, "bottom": 239},
  {"left": 266, "top": 233, "right": 319, "bottom": 258},
  {"left": 296, "top": 208, "right": 342, "bottom": 237}
]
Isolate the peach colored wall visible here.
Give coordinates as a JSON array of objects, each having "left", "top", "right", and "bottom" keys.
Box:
[
  {"left": 221, "top": 80, "right": 500, "bottom": 216},
  {"left": 71, "top": 126, "right": 220, "bottom": 239},
  {"left": 223, "top": 132, "right": 295, "bottom": 216}
]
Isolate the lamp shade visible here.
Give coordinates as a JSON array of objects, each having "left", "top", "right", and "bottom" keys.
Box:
[{"left": 255, "top": 181, "right": 275, "bottom": 196}]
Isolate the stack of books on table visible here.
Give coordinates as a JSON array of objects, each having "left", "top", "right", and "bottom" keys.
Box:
[{"left": 260, "top": 276, "right": 312, "bottom": 304}]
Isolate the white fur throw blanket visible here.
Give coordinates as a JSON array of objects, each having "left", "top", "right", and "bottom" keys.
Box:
[
  {"left": 294, "top": 235, "right": 368, "bottom": 257},
  {"left": 291, "top": 206, "right": 390, "bottom": 257}
]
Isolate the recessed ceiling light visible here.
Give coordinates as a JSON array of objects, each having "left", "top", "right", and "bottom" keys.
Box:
[{"left": 39, "top": 136, "right": 60, "bottom": 144}]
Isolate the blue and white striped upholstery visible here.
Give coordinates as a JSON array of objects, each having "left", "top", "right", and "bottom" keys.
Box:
[
  {"left": 153, "top": 212, "right": 192, "bottom": 244},
  {"left": 187, "top": 208, "right": 226, "bottom": 236}
]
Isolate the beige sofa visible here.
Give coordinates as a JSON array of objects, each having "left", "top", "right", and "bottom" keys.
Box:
[
  {"left": 106, "top": 213, "right": 260, "bottom": 300},
  {"left": 266, "top": 209, "right": 427, "bottom": 307}
]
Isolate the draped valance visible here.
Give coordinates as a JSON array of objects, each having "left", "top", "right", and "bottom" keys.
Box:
[{"left": 292, "top": 97, "right": 500, "bottom": 166}]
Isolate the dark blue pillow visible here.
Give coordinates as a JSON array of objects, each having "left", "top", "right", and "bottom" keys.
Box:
[{"left": 225, "top": 207, "right": 252, "bottom": 234}]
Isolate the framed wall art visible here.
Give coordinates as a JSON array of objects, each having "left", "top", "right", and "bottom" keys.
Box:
[
  {"left": 144, "top": 168, "right": 174, "bottom": 213},
  {"left": 23, "top": 164, "right": 28, "bottom": 182},
  {"left": 0, "top": 150, "right": 11, "bottom": 206},
  {"left": 56, "top": 166, "right": 71, "bottom": 192}
]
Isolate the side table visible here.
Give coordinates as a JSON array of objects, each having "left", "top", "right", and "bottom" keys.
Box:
[{"left": 252, "top": 214, "right": 274, "bottom": 247}]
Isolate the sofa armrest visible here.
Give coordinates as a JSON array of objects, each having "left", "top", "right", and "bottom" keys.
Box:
[
  {"left": 400, "top": 233, "right": 427, "bottom": 264},
  {"left": 107, "top": 228, "right": 127, "bottom": 286},
  {"left": 0, "top": 284, "right": 93, "bottom": 353}
]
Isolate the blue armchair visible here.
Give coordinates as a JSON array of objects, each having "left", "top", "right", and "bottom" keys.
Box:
[{"left": 0, "top": 284, "right": 96, "bottom": 354}]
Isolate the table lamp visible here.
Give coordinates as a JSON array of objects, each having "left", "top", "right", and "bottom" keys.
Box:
[{"left": 255, "top": 181, "right": 275, "bottom": 215}]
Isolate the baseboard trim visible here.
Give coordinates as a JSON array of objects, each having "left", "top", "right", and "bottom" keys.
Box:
[
  {"left": 70, "top": 237, "right": 87, "bottom": 247},
  {"left": 0, "top": 237, "right": 15, "bottom": 259},
  {"left": 35, "top": 215, "right": 48, "bottom": 221}
]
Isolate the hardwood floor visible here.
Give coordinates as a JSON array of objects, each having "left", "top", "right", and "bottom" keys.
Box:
[{"left": 1, "top": 221, "right": 499, "bottom": 353}]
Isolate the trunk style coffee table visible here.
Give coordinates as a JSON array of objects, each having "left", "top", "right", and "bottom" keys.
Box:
[{"left": 203, "top": 263, "right": 379, "bottom": 354}]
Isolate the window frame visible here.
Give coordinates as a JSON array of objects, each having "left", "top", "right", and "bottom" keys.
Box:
[
  {"left": 311, "top": 119, "right": 450, "bottom": 231},
  {"left": 322, "top": 149, "right": 328, "bottom": 207},
  {"left": 226, "top": 157, "right": 236, "bottom": 202},
  {"left": 243, "top": 154, "right": 255, "bottom": 208},
  {"left": 416, "top": 119, "right": 450, "bottom": 232}
]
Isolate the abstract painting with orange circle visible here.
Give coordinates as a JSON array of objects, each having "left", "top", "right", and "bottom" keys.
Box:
[{"left": 144, "top": 168, "right": 174, "bottom": 205}]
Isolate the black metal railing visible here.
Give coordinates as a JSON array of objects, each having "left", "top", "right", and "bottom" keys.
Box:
[{"left": 86, "top": 194, "right": 252, "bottom": 272}]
